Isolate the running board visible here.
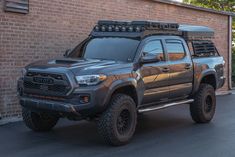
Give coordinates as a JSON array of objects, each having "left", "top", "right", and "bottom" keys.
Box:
[{"left": 138, "top": 99, "right": 194, "bottom": 113}]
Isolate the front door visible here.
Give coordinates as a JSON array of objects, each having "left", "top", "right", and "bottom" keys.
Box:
[{"left": 140, "top": 39, "right": 170, "bottom": 105}]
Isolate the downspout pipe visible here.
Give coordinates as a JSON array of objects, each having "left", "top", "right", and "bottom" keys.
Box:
[{"left": 228, "top": 15, "right": 233, "bottom": 90}]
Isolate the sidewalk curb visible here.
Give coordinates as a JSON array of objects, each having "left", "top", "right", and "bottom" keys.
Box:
[
  {"left": 0, "top": 117, "right": 22, "bottom": 126},
  {"left": 216, "top": 91, "right": 232, "bottom": 96}
]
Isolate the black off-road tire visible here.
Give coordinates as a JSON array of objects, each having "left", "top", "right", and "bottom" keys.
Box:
[
  {"left": 22, "top": 108, "right": 59, "bottom": 132},
  {"left": 190, "top": 83, "right": 216, "bottom": 123},
  {"left": 97, "top": 94, "right": 137, "bottom": 146}
]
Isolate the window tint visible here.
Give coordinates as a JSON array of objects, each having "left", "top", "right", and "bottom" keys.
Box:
[
  {"left": 81, "top": 38, "right": 140, "bottom": 62},
  {"left": 166, "top": 40, "right": 185, "bottom": 61},
  {"left": 142, "top": 40, "right": 164, "bottom": 61}
]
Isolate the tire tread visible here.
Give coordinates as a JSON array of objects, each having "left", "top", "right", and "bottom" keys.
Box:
[
  {"left": 97, "top": 94, "right": 137, "bottom": 146},
  {"left": 190, "top": 83, "right": 216, "bottom": 123},
  {"left": 22, "top": 108, "right": 58, "bottom": 132}
]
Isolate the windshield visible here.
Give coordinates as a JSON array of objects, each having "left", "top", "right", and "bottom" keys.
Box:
[{"left": 78, "top": 37, "right": 140, "bottom": 62}]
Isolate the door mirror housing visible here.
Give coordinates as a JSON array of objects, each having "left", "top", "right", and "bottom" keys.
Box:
[
  {"left": 140, "top": 55, "right": 161, "bottom": 64},
  {"left": 64, "top": 49, "right": 71, "bottom": 57}
]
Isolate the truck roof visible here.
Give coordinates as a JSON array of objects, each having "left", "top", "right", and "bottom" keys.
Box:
[{"left": 91, "top": 20, "right": 214, "bottom": 40}]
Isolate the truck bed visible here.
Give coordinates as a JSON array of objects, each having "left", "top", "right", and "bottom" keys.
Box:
[{"left": 192, "top": 56, "right": 225, "bottom": 92}]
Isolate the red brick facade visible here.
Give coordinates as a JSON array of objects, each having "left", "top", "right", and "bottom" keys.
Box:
[{"left": 0, "top": 0, "right": 230, "bottom": 119}]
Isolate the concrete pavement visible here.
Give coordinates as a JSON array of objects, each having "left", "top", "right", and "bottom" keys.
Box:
[{"left": 1, "top": 94, "right": 235, "bottom": 157}]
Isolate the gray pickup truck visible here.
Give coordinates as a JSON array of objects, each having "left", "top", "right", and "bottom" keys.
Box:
[{"left": 18, "top": 20, "right": 225, "bottom": 146}]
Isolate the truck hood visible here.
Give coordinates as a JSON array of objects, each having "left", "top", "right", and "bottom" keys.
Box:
[{"left": 26, "top": 58, "right": 130, "bottom": 75}]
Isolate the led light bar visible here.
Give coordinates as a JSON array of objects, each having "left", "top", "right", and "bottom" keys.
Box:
[
  {"left": 94, "top": 20, "right": 179, "bottom": 33},
  {"left": 91, "top": 20, "right": 214, "bottom": 40}
]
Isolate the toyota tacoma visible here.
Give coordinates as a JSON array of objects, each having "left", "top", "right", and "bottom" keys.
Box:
[{"left": 18, "top": 20, "right": 225, "bottom": 146}]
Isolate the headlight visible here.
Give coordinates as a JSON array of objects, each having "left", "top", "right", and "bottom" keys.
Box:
[{"left": 75, "top": 74, "right": 107, "bottom": 86}]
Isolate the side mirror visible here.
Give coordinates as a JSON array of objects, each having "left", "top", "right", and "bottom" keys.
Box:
[
  {"left": 140, "top": 55, "right": 161, "bottom": 64},
  {"left": 64, "top": 49, "right": 71, "bottom": 57}
]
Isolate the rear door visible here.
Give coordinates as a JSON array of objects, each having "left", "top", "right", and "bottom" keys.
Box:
[{"left": 164, "top": 38, "right": 193, "bottom": 99}]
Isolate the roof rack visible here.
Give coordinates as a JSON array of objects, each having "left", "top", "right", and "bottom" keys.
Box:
[
  {"left": 91, "top": 20, "right": 214, "bottom": 40},
  {"left": 179, "top": 25, "right": 214, "bottom": 40}
]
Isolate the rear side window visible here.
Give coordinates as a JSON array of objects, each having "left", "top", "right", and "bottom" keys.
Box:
[
  {"left": 192, "top": 41, "right": 219, "bottom": 57},
  {"left": 166, "top": 40, "right": 185, "bottom": 61}
]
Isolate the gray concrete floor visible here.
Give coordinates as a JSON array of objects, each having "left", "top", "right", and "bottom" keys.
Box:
[{"left": 0, "top": 94, "right": 235, "bottom": 157}]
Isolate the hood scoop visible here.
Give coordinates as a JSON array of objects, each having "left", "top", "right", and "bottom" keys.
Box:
[{"left": 53, "top": 59, "right": 79, "bottom": 65}]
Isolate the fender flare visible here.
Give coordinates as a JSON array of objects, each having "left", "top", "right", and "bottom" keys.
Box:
[
  {"left": 103, "top": 78, "right": 143, "bottom": 107},
  {"left": 193, "top": 69, "right": 218, "bottom": 93}
]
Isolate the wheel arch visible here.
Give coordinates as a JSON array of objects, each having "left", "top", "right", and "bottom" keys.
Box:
[
  {"left": 104, "top": 79, "right": 142, "bottom": 107},
  {"left": 200, "top": 74, "right": 217, "bottom": 89},
  {"left": 194, "top": 70, "right": 218, "bottom": 93}
]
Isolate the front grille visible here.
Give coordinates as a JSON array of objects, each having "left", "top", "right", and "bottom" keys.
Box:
[
  {"left": 23, "top": 81, "right": 67, "bottom": 93},
  {"left": 23, "top": 72, "right": 71, "bottom": 96}
]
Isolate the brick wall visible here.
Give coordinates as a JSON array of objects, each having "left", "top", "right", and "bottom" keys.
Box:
[{"left": 0, "top": 0, "right": 230, "bottom": 119}]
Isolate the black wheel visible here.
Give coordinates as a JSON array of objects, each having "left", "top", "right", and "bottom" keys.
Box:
[
  {"left": 22, "top": 108, "right": 59, "bottom": 132},
  {"left": 97, "top": 94, "right": 137, "bottom": 146},
  {"left": 190, "top": 83, "right": 216, "bottom": 123}
]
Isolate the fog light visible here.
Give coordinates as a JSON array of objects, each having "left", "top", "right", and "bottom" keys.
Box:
[
  {"left": 94, "top": 25, "right": 100, "bottom": 31},
  {"left": 101, "top": 25, "right": 106, "bottom": 32},
  {"left": 79, "top": 95, "right": 90, "bottom": 104},
  {"left": 108, "top": 25, "right": 113, "bottom": 32},
  {"left": 128, "top": 26, "right": 133, "bottom": 32},
  {"left": 115, "top": 26, "right": 120, "bottom": 32},
  {"left": 135, "top": 26, "right": 141, "bottom": 32},
  {"left": 121, "top": 26, "right": 126, "bottom": 32}
]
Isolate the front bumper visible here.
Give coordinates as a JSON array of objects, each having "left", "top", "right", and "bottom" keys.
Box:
[
  {"left": 20, "top": 97, "right": 80, "bottom": 114},
  {"left": 18, "top": 77, "right": 111, "bottom": 116},
  {"left": 17, "top": 64, "right": 118, "bottom": 116}
]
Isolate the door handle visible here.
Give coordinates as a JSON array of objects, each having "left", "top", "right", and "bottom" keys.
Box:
[{"left": 161, "top": 67, "right": 169, "bottom": 73}]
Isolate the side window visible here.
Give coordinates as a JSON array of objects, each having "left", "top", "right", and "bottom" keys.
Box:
[
  {"left": 166, "top": 40, "right": 186, "bottom": 61},
  {"left": 192, "top": 41, "right": 219, "bottom": 57},
  {"left": 142, "top": 40, "right": 164, "bottom": 61}
]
